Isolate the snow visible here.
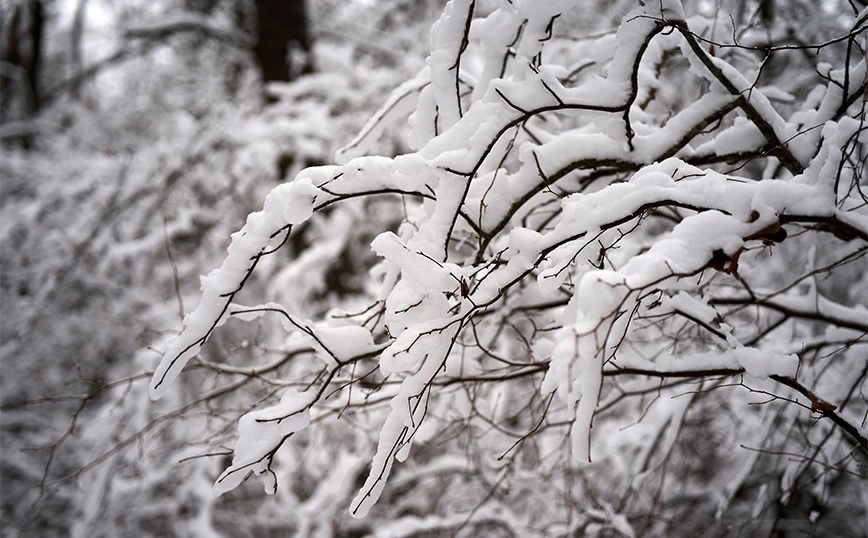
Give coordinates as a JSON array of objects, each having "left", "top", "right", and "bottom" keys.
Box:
[
  {"left": 790, "top": 59, "right": 866, "bottom": 158},
  {"left": 214, "top": 389, "right": 313, "bottom": 496},
  {"left": 148, "top": 151, "right": 444, "bottom": 400},
  {"left": 507, "top": 227, "right": 543, "bottom": 270},
  {"left": 746, "top": 292, "right": 868, "bottom": 335},
  {"left": 536, "top": 159, "right": 832, "bottom": 260},
  {"left": 350, "top": 413, "right": 406, "bottom": 518},
  {"left": 426, "top": 0, "right": 474, "bottom": 131},
  {"left": 229, "top": 301, "right": 378, "bottom": 367},
  {"left": 732, "top": 348, "right": 798, "bottom": 380},
  {"left": 468, "top": 9, "right": 522, "bottom": 101},
  {"left": 611, "top": 347, "right": 798, "bottom": 380},
  {"left": 371, "top": 232, "right": 459, "bottom": 291},
  {"left": 379, "top": 328, "right": 426, "bottom": 375},
  {"left": 350, "top": 322, "right": 460, "bottom": 518},
  {"left": 676, "top": 24, "right": 809, "bottom": 167},
  {"left": 309, "top": 323, "right": 377, "bottom": 364},
  {"left": 271, "top": 177, "right": 325, "bottom": 225},
  {"left": 527, "top": 152, "right": 838, "bottom": 464},
  {"left": 704, "top": 116, "right": 767, "bottom": 156},
  {"left": 149, "top": 206, "right": 283, "bottom": 400}
]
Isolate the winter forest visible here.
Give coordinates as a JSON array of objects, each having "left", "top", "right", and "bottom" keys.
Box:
[{"left": 1, "top": 0, "right": 866, "bottom": 536}]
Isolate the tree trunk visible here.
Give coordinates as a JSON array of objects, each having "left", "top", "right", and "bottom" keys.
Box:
[
  {"left": 253, "top": 0, "right": 313, "bottom": 84},
  {"left": 1, "top": 0, "right": 45, "bottom": 129}
]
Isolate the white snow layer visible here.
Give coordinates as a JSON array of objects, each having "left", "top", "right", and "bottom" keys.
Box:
[{"left": 213, "top": 389, "right": 313, "bottom": 496}]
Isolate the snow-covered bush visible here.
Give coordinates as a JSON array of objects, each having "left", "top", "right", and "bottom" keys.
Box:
[
  {"left": 16, "top": 0, "right": 866, "bottom": 535},
  {"left": 139, "top": 1, "right": 867, "bottom": 534}
]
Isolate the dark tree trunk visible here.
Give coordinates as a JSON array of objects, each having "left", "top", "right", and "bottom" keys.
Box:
[
  {"left": 253, "top": 0, "right": 313, "bottom": 84},
  {"left": 1, "top": 0, "right": 45, "bottom": 129}
]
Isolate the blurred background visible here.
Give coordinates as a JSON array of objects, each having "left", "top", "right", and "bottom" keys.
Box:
[{"left": 1, "top": 1, "right": 450, "bottom": 534}]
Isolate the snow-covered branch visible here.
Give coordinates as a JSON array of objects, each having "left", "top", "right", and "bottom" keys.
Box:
[{"left": 132, "top": 0, "right": 868, "bottom": 533}]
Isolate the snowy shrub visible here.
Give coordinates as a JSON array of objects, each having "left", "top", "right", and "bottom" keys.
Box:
[
  {"left": 138, "top": 1, "right": 868, "bottom": 534},
  {"left": 16, "top": 0, "right": 866, "bottom": 536}
]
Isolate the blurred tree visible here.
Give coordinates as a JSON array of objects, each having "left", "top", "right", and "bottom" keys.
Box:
[{"left": 0, "top": 1, "right": 426, "bottom": 536}]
